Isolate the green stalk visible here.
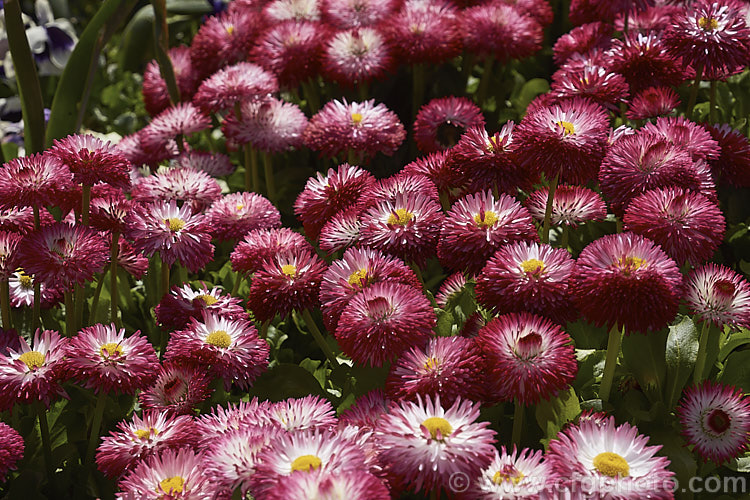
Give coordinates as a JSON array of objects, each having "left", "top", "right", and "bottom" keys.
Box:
[
  {"left": 32, "top": 280, "right": 41, "bottom": 332},
  {"left": 4, "top": 0, "right": 46, "bottom": 154},
  {"left": 110, "top": 232, "right": 120, "bottom": 327},
  {"left": 412, "top": 63, "right": 425, "bottom": 121},
  {"left": 462, "top": 53, "right": 476, "bottom": 90},
  {"left": 230, "top": 273, "right": 243, "bottom": 296},
  {"left": 600, "top": 324, "right": 623, "bottom": 403},
  {"left": 693, "top": 321, "right": 711, "bottom": 385},
  {"left": 439, "top": 191, "right": 451, "bottom": 212},
  {"left": 81, "top": 184, "right": 91, "bottom": 225},
  {"left": 262, "top": 152, "right": 276, "bottom": 203},
  {"left": 686, "top": 62, "right": 704, "bottom": 122},
  {"left": 35, "top": 402, "right": 56, "bottom": 493},
  {"left": 64, "top": 290, "right": 75, "bottom": 336},
  {"left": 709, "top": 80, "right": 717, "bottom": 125},
  {"left": 511, "top": 400, "right": 525, "bottom": 447},
  {"left": 301, "top": 309, "right": 339, "bottom": 368},
  {"left": 561, "top": 224, "right": 569, "bottom": 249},
  {"left": 88, "top": 270, "right": 108, "bottom": 325},
  {"left": 476, "top": 56, "right": 495, "bottom": 106},
  {"left": 1, "top": 279, "right": 12, "bottom": 330},
  {"left": 301, "top": 79, "right": 320, "bottom": 113},
  {"left": 244, "top": 145, "right": 259, "bottom": 193},
  {"left": 161, "top": 257, "right": 171, "bottom": 298},
  {"left": 150, "top": 0, "right": 180, "bottom": 105},
  {"left": 84, "top": 391, "right": 107, "bottom": 468},
  {"left": 541, "top": 171, "right": 560, "bottom": 244},
  {"left": 74, "top": 282, "right": 86, "bottom": 332}
]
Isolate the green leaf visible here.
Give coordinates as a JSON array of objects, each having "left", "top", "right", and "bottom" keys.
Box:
[
  {"left": 664, "top": 316, "right": 700, "bottom": 409},
  {"left": 650, "top": 428, "right": 696, "bottom": 498},
  {"left": 719, "top": 350, "right": 750, "bottom": 391},
  {"left": 246, "top": 363, "right": 325, "bottom": 401},
  {"left": 434, "top": 308, "right": 455, "bottom": 337},
  {"left": 574, "top": 349, "right": 606, "bottom": 396},
  {"left": 512, "top": 78, "right": 549, "bottom": 117},
  {"left": 719, "top": 328, "right": 750, "bottom": 362},
  {"left": 566, "top": 319, "right": 607, "bottom": 350},
  {"left": 727, "top": 452, "right": 750, "bottom": 473},
  {"left": 535, "top": 388, "right": 581, "bottom": 445},
  {"left": 621, "top": 329, "right": 668, "bottom": 403}
]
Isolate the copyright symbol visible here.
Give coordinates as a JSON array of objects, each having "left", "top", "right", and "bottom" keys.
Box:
[{"left": 449, "top": 471, "right": 470, "bottom": 493}]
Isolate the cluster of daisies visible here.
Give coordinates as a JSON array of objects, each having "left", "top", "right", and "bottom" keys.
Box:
[{"left": 0, "top": 0, "right": 749, "bottom": 498}]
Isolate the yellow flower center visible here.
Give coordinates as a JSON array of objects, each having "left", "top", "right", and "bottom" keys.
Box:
[
  {"left": 18, "top": 271, "right": 33, "bottom": 289},
  {"left": 422, "top": 417, "right": 452, "bottom": 440},
  {"left": 100, "top": 342, "right": 123, "bottom": 359},
  {"left": 164, "top": 218, "right": 185, "bottom": 232},
  {"left": 134, "top": 427, "right": 159, "bottom": 440},
  {"left": 19, "top": 351, "right": 44, "bottom": 369},
  {"left": 347, "top": 268, "right": 371, "bottom": 287},
  {"left": 236, "top": 203, "right": 244, "bottom": 211},
  {"left": 351, "top": 112, "right": 363, "bottom": 124},
  {"left": 387, "top": 208, "right": 414, "bottom": 226},
  {"left": 617, "top": 256, "right": 646, "bottom": 275},
  {"left": 474, "top": 210, "right": 498, "bottom": 228},
  {"left": 492, "top": 465, "right": 525, "bottom": 485},
  {"left": 281, "top": 264, "right": 297, "bottom": 277},
  {"left": 291, "top": 454, "right": 322, "bottom": 472},
  {"left": 698, "top": 16, "right": 719, "bottom": 31},
  {"left": 593, "top": 452, "right": 630, "bottom": 478},
  {"left": 205, "top": 330, "right": 232, "bottom": 349},
  {"left": 196, "top": 294, "right": 218, "bottom": 306},
  {"left": 225, "top": 25, "right": 235, "bottom": 35},
  {"left": 557, "top": 120, "right": 576, "bottom": 136},
  {"left": 423, "top": 357, "right": 439, "bottom": 371},
  {"left": 158, "top": 476, "right": 185, "bottom": 495},
  {"left": 520, "top": 258, "right": 545, "bottom": 275}
]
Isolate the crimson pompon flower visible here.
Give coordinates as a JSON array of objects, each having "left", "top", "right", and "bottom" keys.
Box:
[
  {"left": 189, "top": 8, "right": 260, "bottom": 79},
  {"left": 524, "top": 184, "right": 606, "bottom": 228},
  {"left": 322, "top": 0, "right": 399, "bottom": 28},
  {"left": 626, "top": 87, "right": 681, "bottom": 121},
  {"left": 222, "top": 97, "right": 308, "bottom": 153},
  {"left": 0, "top": 422, "right": 23, "bottom": 481},
  {"left": 705, "top": 123, "right": 750, "bottom": 187},
  {"left": 462, "top": 3, "right": 543, "bottom": 63},
  {"left": 155, "top": 282, "right": 247, "bottom": 331},
  {"left": 230, "top": 228, "right": 309, "bottom": 276},
  {"left": 205, "top": 191, "right": 281, "bottom": 242},
  {"left": 117, "top": 448, "right": 215, "bottom": 499},
  {"left": 552, "top": 21, "right": 612, "bottom": 65},
  {"left": 131, "top": 167, "right": 222, "bottom": 212},
  {"left": 193, "top": 62, "right": 278, "bottom": 113},
  {"left": 0, "top": 152, "right": 73, "bottom": 210},
  {"left": 143, "top": 46, "right": 199, "bottom": 116},
  {"left": 50, "top": 133, "right": 132, "bottom": 190},
  {"left": 139, "top": 362, "right": 213, "bottom": 416},
  {"left": 322, "top": 27, "right": 393, "bottom": 87},
  {"left": 413, "top": 96, "right": 484, "bottom": 154},
  {"left": 685, "top": 263, "right": 750, "bottom": 330}
]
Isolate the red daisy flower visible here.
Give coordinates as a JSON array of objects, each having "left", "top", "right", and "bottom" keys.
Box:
[
  {"left": 626, "top": 86, "right": 681, "bottom": 120},
  {"left": 0, "top": 207, "right": 37, "bottom": 234},
  {"left": 0, "top": 152, "right": 73, "bottom": 210},
  {"left": 318, "top": 207, "right": 362, "bottom": 255},
  {"left": 524, "top": 184, "right": 607, "bottom": 227},
  {"left": 550, "top": 65, "right": 630, "bottom": 112},
  {"left": 322, "top": 0, "right": 399, "bottom": 28},
  {"left": 402, "top": 150, "right": 464, "bottom": 199},
  {"left": 230, "top": 227, "right": 309, "bottom": 275},
  {"left": 615, "top": 4, "right": 682, "bottom": 33},
  {"left": 50, "top": 134, "right": 132, "bottom": 189},
  {"left": 222, "top": 97, "right": 308, "bottom": 153},
  {"left": 131, "top": 167, "right": 222, "bottom": 212},
  {"left": 189, "top": 9, "right": 260, "bottom": 79},
  {"left": 0, "top": 422, "right": 23, "bottom": 480},
  {"left": 206, "top": 191, "right": 281, "bottom": 242},
  {"left": 117, "top": 448, "right": 215, "bottom": 499},
  {"left": 369, "top": 172, "right": 440, "bottom": 206},
  {"left": 685, "top": 264, "right": 750, "bottom": 330},
  {"left": 139, "top": 362, "right": 214, "bottom": 416},
  {"left": 570, "top": 232, "right": 683, "bottom": 333},
  {"left": 462, "top": 3, "right": 543, "bottom": 62},
  {"left": 322, "top": 27, "right": 393, "bottom": 87},
  {"left": 608, "top": 32, "right": 688, "bottom": 95},
  {"left": 268, "top": 395, "right": 339, "bottom": 432},
  {"left": 114, "top": 238, "right": 149, "bottom": 280},
  {"left": 193, "top": 62, "right": 279, "bottom": 113},
  {"left": 155, "top": 282, "right": 247, "bottom": 331},
  {"left": 174, "top": 150, "right": 235, "bottom": 178},
  {"left": 89, "top": 192, "right": 134, "bottom": 234},
  {"left": 139, "top": 103, "right": 212, "bottom": 152},
  {"left": 0, "top": 231, "right": 22, "bottom": 280},
  {"left": 552, "top": 21, "right": 613, "bottom": 66},
  {"left": 335, "top": 282, "right": 435, "bottom": 367},
  {"left": 705, "top": 123, "right": 750, "bottom": 187},
  {"left": 642, "top": 115, "right": 720, "bottom": 163},
  {"left": 142, "top": 46, "right": 199, "bottom": 116},
  {"left": 413, "top": 96, "right": 485, "bottom": 154},
  {"left": 115, "top": 130, "right": 179, "bottom": 169}
]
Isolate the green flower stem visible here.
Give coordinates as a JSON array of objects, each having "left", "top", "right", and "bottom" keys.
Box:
[
  {"left": 301, "top": 79, "right": 320, "bottom": 113},
  {"left": 64, "top": 291, "right": 75, "bottom": 336},
  {"left": 230, "top": 273, "right": 243, "bottom": 296},
  {"left": 693, "top": 320, "right": 712, "bottom": 385},
  {"left": 244, "top": 145, "right": 259, "bottom": 193},
  {"left": 161, "top": 257, "right": 171, "bottom": 298},
  {"left": 150, "top": 0, "right": 180, "bottom": 105},
  {"left": 110, "top": 232, "right": 120, "bottom": 327},
  {"left": 1, "top": 279, "right": 12, "bottom": 330},
  {"left": 600, "top": 323, "right": 623, "bottom": 403},
  {"left": 686, "top": 62, "right": 704, "bottom": 122},
  {"left": 301, "top": 309, "right": 339, "bottom": 369},
  {"left": 709, "top": 80, "right": 717, "bottom": 125},
  {"left": 32, "top": 280, "right": 42, "bottom": 332},
  {"left": 462, "top": 53, "right": 476, "bottom": 88},
  {"left": 439, "top": 191, "right": 451, "bottom": 212},
  {"left": 541, "top": 170, "right": 560, "bottom": 244},
  {"left": 262, "top": 152, "right": 276, "bottom": 203},
  {"left": 412, "top": 63, "right": 425, "bottom": 121},
  {"left": 88, "top": 271, "right": 107, "bottom": 325},
  {"left": 74, "top": 282, "right": 86, "bottom": 332},
  {"left": 511, "top": 400, "right": 524, "bottom": 447},
  {"left": 35, "top": 402, "right": 56, "bottom": 493},
  {"left": 561, "top": 224, "right": 570, "bottom": 249},
  {"left": 84, "top": 391, "right": 107, "bottom": 469},
  {"left": 476, "top": 56, "right": 494, "bottom": 106},
  {"left": 81, "top": 184, "right": 91, "bottom": 225}
]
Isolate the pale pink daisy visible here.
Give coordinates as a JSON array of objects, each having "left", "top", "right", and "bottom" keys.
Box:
[
  {"left": 230, "top": 227, "right": 309, "bottom": 275},
  {"left": 524, "top": 184, "right": 606, "bottom": 227},
  {"left": 131, "top": 167, "right": 222, "bottom": 212},
  {"left": 193, "top": 61, "right": 279, "bottom": 113},
  {"left": 174, "top": 150, "right": 235, "bottom": 177},
  {"left": 268, "top": 469, "right": 391, "bottom": 500},
  {"left": 322, "top": 0, "right": 399, "bottom": 28},
  {"left": 117, "top": 448, "right": 214, "bottom": 499},
  {"left": 139, "top": 102, "right": 212, "bottom": 152},
  {"left": 268, "top": 395, "right": 338, "bottom": 432},
  {"left": 206, "top": 191, "right": 281, "bottom": 241},
  {"left": 323, "top": 27, "right": 393, "bottom": 87},
  {"left": 685, "top": 264, "right": 750, "bottom": 329},
  {"left": 318, "top": 207, "right": 363, "bottom": 254},
  {"left": 222, "top": 97, "right": 308, "bottom": 152},
  {"left": 155, "top": 282, "right": 246, "bottom": 331},
  {"left": 470, "top": 446, "right": 549, "bottom": 499},
  {"left": 139, "top": 362, "right": 213, "bottom": 416}
]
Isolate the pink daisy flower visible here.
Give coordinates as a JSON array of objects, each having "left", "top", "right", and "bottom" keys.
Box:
[
  {"left": 0, "top": 152, "right": 73, "bottom": 210},
  {"left": 322, "top": 0, "right": 399, "bottom": 28},
  {"left": 477, "top": 312, "right": 577, "bottom": 404},
  {"left": 139, "top": 102, "right": 212, "bottom": 153},
  {"left": 18, "top": 222, "right": 108, "bottom": 290},
  {"left": 524, "top": 184, "right": 606, "bottom": 227},
  {"left": 550, "top": 65, "right": 630, "bottom": 112},
  {"left": 318, "top": 207, "right": 363, "bottom": 255},
  {"left": 206, "top": 191, "right": 281, "bottom": 241},
  {"left": 570, "top": 232, "right": 683, "bottom": 333},
  {"left": 193, "top": 62, "right": 279, "bottom": 113},
  {"left": 166, "top": 311, "right": 269, "bottom": 391},
  {"left": 402, "top": 150, "right": 464, "bottom": 199},
  {"left": 642, "top": 116, "right": 720, "bottom": 163},
  {"left": 470, "top": 446, "right": 549, "bottom": 499},
  {"left": 142, "top": 46, "right": 199, "bottom": 116},
  {"left": 685, "top": 264, "right": 750, "bottom": 330},
  {"left": 222, "top": 97, "right": 308, "bottom": 153},
  {"left": 131, "top": 167, "right": 222, "bottom": 212},
  {"left": 475, "top": 241, "right": 577, "bottom": 324},
  {"left": 0, "top": 231, "right": 21, "bottom": 280},
  {"left": 369, "top": 172, "right": 440, "bottom": 206},
  {"left": 174, "top": 150, "right": 235, "bottom": 178},
  {"left": 0, "top": 329, "right": 68, "bottom": 409},
  {"left": 189, "top": 9, "right": 259, "bottom": 78},
  {"left": 154, "top": 282, "right": 246, "bottom": 331},
  {"left": 125, "top": 200, "right": 214, "bottom": 272},
  {"left": 462, "top": 3, "right": 543, "bottom": 62},
  {"left": 546, "top": 415, "right": 674, "bottom": 499},
  {"left": 66, "top": 323, "right": 159, "bottom": 394},
  {"left": 8, "top": 270, "right": 62, "bottom": 309},
  {"left": 624, "top": 187, "right": 725, "bottom": 266},
  {"left": 139, "top": 362, "right": 213, "bottom": 416},
  {"left": 514, "top": 96, "right": 609, "bottom": 184},
  {"left": 413, "top": 96, "right": 485, "bottom": 154},
  {"left": 625, "top": 86, "right": 681, "bottom": 120},
  {"left": 615, "top": 4, "right": 682, "bottom": 33},
  {"left": 49, "top": 133, "right": 132, "bottom": 189},
  {"left": 0, "top": 422, "right": 23, "bottom": 480},
  {"left": 678, "top": 381, "right": 750, "bottom": 464},
  {"left": 608, "top": 32, "right": 687, "bottom": 94},
  {"left": 552, "top": 21, "right": 612, "bottom": 66},
  {"left": 322, "top": 27, "right": 393, "bottom": 87},
  {"left": 195, "top": 398, "right": 275, "bottom": 444},
  {"left": 96, "top": 412, "right": 199, "bottom": 479},
  {"left": 435, "top": 272, "right": 470, "bottom": 309},
  {"left": 264, "top": 0, "right": 321, "bottom": 22},
  {"left": 705, "top": 123, "right": 750, "bottom": 187},
  {"left": 437, "top": 190, "right": 539, "bottom": 275},
  {"left": 385, "top": 336, "right": 486, "bottom": 405},
  {"left": 376, "top": 395, "right": 496, "bottom": 496},
  {"left": 0, "top": 207, "right": 37, "bottom": 234},
  {"left": 114, "top": 238, "right": 149, "bottom": 280},
  {"left": 230, "top": 227, "right": 309, "bottom": 275},
  {"left": 89, "top": 193, "right": 134, "bottom": 234},
  {"left": 117, "top": 448, "right": 214, "bottom": 499},
  {"left": 335, "top": 282, "right": 435, "bottom": 367},
  {"left": 268, "top": 395, "right": 338, "bottom": 432},
  {"left": 268, "top": 469, "right": 391, "bottom": 500},
  {"left": 304, "top": 99, "right": 406, "bottom": 161},
  {"left": 339, "top": 389, "right": 390, "bottom": 429},
  {"left": 116, "top": 129, "right": 179, "bottom": 169}
]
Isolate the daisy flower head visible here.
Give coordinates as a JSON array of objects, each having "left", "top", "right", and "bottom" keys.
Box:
[
  {"left": 142, "top": 46, "right": 199, "bottom": 116},
  {"left": 705, "top": 123, "right": 750, "bottom": 187},
  {"left": 475, "top": 241, "right": 577, "bottom": 324},
  {"left": 250, "top": 20, "right": 329, "bottom": 88},
  {"left": 546, "top": 415, "right": 674, "bottom": 499},
  {"left": 385, "top": 336, "right": 486, "bottom": 405},
  {"left": 250, "top": 429, "right": 368, "bottom": 496},
  {"left": 514, "top": 96, "right": 610, "bottom": 184},
  {"left": 96, "top": 412, "right": 199, "bottom": 479},
  {"left": 664, "top": 0, "right": 750, "bottom": 81},
  {"left": 18, "top": 222, "right": 108, "bottom": 290},
  {"left": 438, "top": 190, "right": 539, "bottom": 275},
  {"left": 339, "top": 389, "right": 389, "bottom": 429},
  {"left": 0, "top": 329, "right": 21, "bottom": 357},
  {"left": 382, "top": 0, "right": 463, "bottom": 65},
  {"left": 115, "top": 129, "right": 179, "bottom": 169},
  {"left": 0, "top": 207, "right": 37, "bottom": 235},
  {"left": 270, "top": 468, "right": 391, "bottom": 500},
  {"left": 470, "top": 446, "right": 549, "bottom": 499},
  {"left": 318, "top": 207, "right": 363, "bottom": 255},
  {"left": 626, "top": 86, "right": 681, "bottom": 121},
  {"left": 335, "top": 282, "right": 435, "bottom": 367},
  {"left": 66, "top": 324, "right": 159, "bottom": 394},
  {"left": 206, "top": 191, "right": 281, "bottom": 241},
  {"left": 413, "top": 96, "right": 485, "bottom": 154},
  {"left": 294, "top": 162, "right": 375, "bottom": 240},
  {"left": 139, "top": 102, "right": 211, "bottom": 153},
  {"left": 49, "top": 133, "right": 132, "bottom": 189},
  {"left": 222, "top": 96, "right": 308, "bottom": 153},
  {"left": 230, "top": 227, "right": 309, "bottom": 275},
  {"left": 0, "top": 152, "right": 73, "bottom": 210},
  {"left": 8, "top": 269, "right": 62, "bottom": 309},
  {"left": 0, "top": 422, "right": 23, "bottom": 480},
  {"left": 0, "top": 231, "right": 21, "bottom": 279},
  {"left": 193, "top": 61, "right": 279, "bottom": 113},
  {"left": 189, "top": 8, "right": 259, "bottom": 78},
  {"left": 524, "top": 184, "right": 606, "bottom": 228},
  {"left": 402, "top": 150, "right": 463, "bottom": 197},
  {"left": 370, "top": 172, "right": 440, "bottom": 206},
  {"left": 624, "top": 187, "right": 725, "bottom": 266},
  {"left": 319, "top": 246, "right": 420, "bottom": 332},
  {"left": 477, "top": 312, "right": 577, "bottom": 404},
  {"left": 322, "top": 0, "right": 399, "bottom": 28},
  {"left": 117, "top": 448, "right": 214, "bottom": 500},
  {"left": 550, "top": 65, "right": 630, "bottom": 112},
  {"left": 268, "top": 395, "right": 338, "bottom": 432},
  {"left": 462, "top": 3, "right": 543, "bottom": 63},
  {"left": 685, "top": 263, "right": 750, "bottom": 329},
  {"left": 323, "top": 27, "right": 393, "bottom": 87},
  {"left": 0, "top": 329, "right": 68, "bottom": 409},
  {"left": 615, "top": 4, "right": 682, "bottom": 33},
  {"left": 194, "top": 398, "right": 275, "bottom": 445},
  {"left": 608, "top": 32, "right": 687, "bottom": 94},
  {"left": 264, "top": 0, "right": 320, "bottom": 22},
  {"left": 552, "top": 21, "right": 613, "bottom": 66},
  {"left": 154, "top": 282, "right": 247, "bottom": 331},
  {"left": 359, "top": 192, "right": 443, "bottom": 267},
  {"left": 139, "top": 362, "right": 213, "bottom": 416},
  {"left": 678, "top": 381, "right": 750, "bottom": 464},
  {"left": 246, "top": 247, "right": 327, "bottom": 322},
  {"left": 131, "top": 167, "right": 222, "bottom": 212},
  {"left": 125, "top": 200, "right": 214, "bottom": 272},
  {"left": 570, "top": 232, "right": 683, "bottom": 333},
  {"left": 89, "top": 193, "right": 134, "bottom": 233},
  {"left": 376, "top": 395, "right": 496, "bottom": 495},
  {"left": 166, "top": 311, "right": 269, "bottom": 391},
  {"left": 304, "top": 99, "right": 406, "bottom": 161},
  {"left": 642, "top": 115, "right": 720, "bottom": 163},
  {"left": 174, "top": 150, "right": 235, "bottom": 178}
]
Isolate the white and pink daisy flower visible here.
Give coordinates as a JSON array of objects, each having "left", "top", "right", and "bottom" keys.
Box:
[
  {"left": 117, "top": 448, "right": 214, "bottom": 499},
  {"left": 685, "top": 263, "right": 750, "bottom": 330}
]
